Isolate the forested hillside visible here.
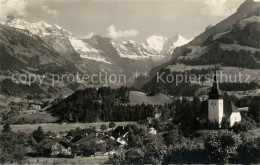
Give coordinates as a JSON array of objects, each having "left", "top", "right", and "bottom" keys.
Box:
[{"left": 48, "top": 87, "right": 174, "bottom": 122}]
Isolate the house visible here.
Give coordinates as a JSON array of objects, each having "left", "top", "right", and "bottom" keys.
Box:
[
  {"left": 148, "top": 127, "right": 157, "bottom": 135},
  {"left": 29, "top": 103, "right": 43, "bottom": 110},
  {"left": 201, "top": 71, "right": 243, "bottom": 127},
  {"left": 70, "top": 135, "right": 84, "bottom": 143},
  {"left": 60, "top": 120, "right": 69, "bottom": 125},
  {"left": 73, "top": 133, "right": 109, "bottom": 156},
  {"left": 199, "top": 95, "right": 209, "bottom": 101},
  {"left": 75, "top": 133, "right": 108, "bottom": 145},
  {"left": 111, "top": 126, "right": 130, "bottom": 145},
  {"left": 93, "top": 99, "right": 102, "bottom": 104},
  {"left": 42, "top": 139, "right": 72, "bottom": 157}
]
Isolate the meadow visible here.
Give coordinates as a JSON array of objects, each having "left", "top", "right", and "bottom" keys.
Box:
[{"left": 0, "top": 122, "right": 136, "bottom": 134}]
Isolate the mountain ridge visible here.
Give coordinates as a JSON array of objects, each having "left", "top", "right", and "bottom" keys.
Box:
[{"left": 133, "top": 0, "right": 260, "bottom": 89}]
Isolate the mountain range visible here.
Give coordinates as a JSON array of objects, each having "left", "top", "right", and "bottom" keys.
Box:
[{"left": 0, "top": 15, "right": 190, "bottom": 97}]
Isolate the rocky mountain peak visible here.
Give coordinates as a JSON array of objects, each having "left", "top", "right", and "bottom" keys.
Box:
[{"left": 237, "top": 0, "right": 259, "bottom": 13}]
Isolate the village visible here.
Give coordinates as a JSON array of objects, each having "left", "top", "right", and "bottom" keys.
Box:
[{"left": 0, "top": 72, "right": 259, "bottom": 164}]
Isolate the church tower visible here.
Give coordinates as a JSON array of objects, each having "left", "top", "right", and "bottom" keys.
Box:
[{"left": 208, "top": 71, "right": 224, "bottom": 126}]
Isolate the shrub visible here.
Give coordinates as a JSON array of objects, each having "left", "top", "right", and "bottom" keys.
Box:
[
  {"left": 109, "top": 122, "right": 116, "bottom": 128},
  {"left": 100, "top": 124, "right": 107, "bottom": 132},
  {"left": 231, "top": 119, "right": 255, "bottom": 133},
  {"left": 204, "top": 130, "right": 241, "bottom": 163},
  {"left": 163, "top": 139, "right": 206, "bottom": 164}
]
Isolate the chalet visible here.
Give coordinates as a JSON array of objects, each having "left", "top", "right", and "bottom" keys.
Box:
[
  {"left": 111, "top": 126, "right": 130, "bottom": 146},
  {"left": 29, "top": 103, "right": 43, "bottom": 110},
  {"left": 93, "top": 99, "right": 102, "bottom": 104},
  {"left": 73, "top": 133, "right": 109, "bottom": 156},
  {"left": 42, "top": 139, "right": 72, "bottom": 157},
  {"left": 60, "top": 120, "right": 69, "bottom": 125},
  {"left": 148, "top": 127, "right": 157, "bottom": 135},
  {"left": 75, "top": 133, "right": 108, "bottom": 145}
]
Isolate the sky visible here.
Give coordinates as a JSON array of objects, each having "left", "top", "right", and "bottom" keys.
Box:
[{"left": 0, "top": 0, "right": 247, "bottom": 42}]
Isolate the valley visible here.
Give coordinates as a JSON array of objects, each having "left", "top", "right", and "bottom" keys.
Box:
[{"left": 0, "top": 0, "right": 260, "bottom": 164}]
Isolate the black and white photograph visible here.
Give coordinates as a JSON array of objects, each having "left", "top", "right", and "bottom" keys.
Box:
[{"left": 0, "top": 0, "right": 259, "bottom": 164}]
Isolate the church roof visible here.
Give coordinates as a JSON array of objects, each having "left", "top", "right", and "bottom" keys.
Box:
[
  {"left": 223, "top": 101, "right": 239, "bottom": 117},
  {"left": 209, "top": 71, "right": 223, "bottom": 99}
]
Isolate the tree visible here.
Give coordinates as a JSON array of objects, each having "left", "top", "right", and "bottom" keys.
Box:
[
  {"left": 100, "top": 124, "right": 107, "bottom": 132},
  {"left": 109, "top": 122, "right": 116, "bottom": 129},
  {"left": 32, "top": 126, "right": 45, "bottom": 143},
  {"left": 0, "top": 125, "right": 26, "bottom": 163},
  {"left": 125, "top": 148, "right": 144, "bottom": 164},
  {"left": 163, "top": 139, "right": 205, "bottom": 164},
  {"left": 2, "top": 123, "right": 11, "bottom": 133},
  {"left": 163, "top": 129, "right": 184, "bottom": 147},
  {"left": 204, "top": 130, "right": 241, "bottom": 163},
  {"left": 237, "top": 136, "right": 260, "bottom": 163}
]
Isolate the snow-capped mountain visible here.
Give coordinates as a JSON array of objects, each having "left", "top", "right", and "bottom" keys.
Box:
[
  {"left": 143, "top": 35, "right": 168, "bottom": 52},
  {"left": 0, "top": 15, "right": 189, "bottom": 65},
  {"left": 0, "top": 16, "right": 71, "bottom": 37},
  {"left": 0, "top": 15, "right": 191, "bottom": 90},
  {"left": 143, "top": 35, "right": 191, "bottom": 55},
  {"left": 110, "top": 39, "right": 164, "bottom": 61}
]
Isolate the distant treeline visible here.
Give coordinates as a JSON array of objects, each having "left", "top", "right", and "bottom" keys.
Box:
[
  {"left": 180, "top": 22, "right": 260, "bottom": 69},
  {"left": 219, "top": 82, "right": 258, "bottom": 91},
  {"left": 143, "top": 68, "right": 213, "bottom": 96},
  {"left": 0, "top": 79, "right": 43, "bottom": 96},
  {"left": 179, "top": 45, "right": 260, "bottom": 69}
]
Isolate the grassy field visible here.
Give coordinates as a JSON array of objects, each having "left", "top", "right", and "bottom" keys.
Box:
[
  {"left": 0, "top": 122, "right": 137, "bottom": 134},
  {"left": 27, "top": 155, "right": 109, "bottom": 164},
  {"left": 129, "top": 91, "right": 172, "bottom": 105},
  {"left": 6, "top": 112, "right": 58, "bottom": 124}
]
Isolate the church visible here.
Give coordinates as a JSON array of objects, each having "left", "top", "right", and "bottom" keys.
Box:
[{"left": 201, "top": 71, "right": 242, "bottom": 127}]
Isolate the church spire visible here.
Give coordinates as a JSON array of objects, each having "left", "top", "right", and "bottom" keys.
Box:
[{"left": 209, "top": 70, "right": 223, "bottom": 99}]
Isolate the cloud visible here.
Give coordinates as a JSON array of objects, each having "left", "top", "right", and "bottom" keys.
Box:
[
  {"left": 201, "top": 0, "right": 235, "bottom": 17},
  {"left": 41, "top": 5, "right": 60, "bottom": 18},
  {"left": 0, "top": 0, "right": 28, "bottom": 17},
  {"left": 107, "top": 25, "right": 138, "bottom": 39}
]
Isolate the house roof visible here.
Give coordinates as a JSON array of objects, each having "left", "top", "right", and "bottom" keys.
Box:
[
  {"left": 209, "top": 71, "right": 223, "bottom": 99},
  {"left": 58, "top": 141, "right": 71, "bottom": 149},
  {"left": 112, "top": 126, "right": 129, "bottom": 139},
  {"left": 70, "top": 135, "right": 83, "bottom": 143},
  {"left": 42, "top": 138, "right": 71, "bottom": 149},
  {"left": 75, "top": 133, "right": 107, "bottom": 145}
]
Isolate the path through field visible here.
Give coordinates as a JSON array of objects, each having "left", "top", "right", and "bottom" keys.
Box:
[{"left": 27, "top": 156, "right": 109, "bottom": 164}]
